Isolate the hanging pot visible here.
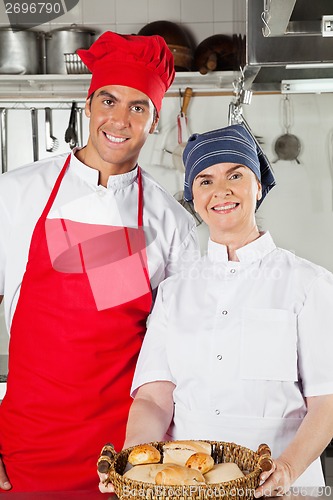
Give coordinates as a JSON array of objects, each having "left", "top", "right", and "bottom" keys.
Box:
[
  {"left": 45, "top": 24, "right": 95, "bottom": 74},
  {"left": 0, "top": 27, "right": 42, "bottom": 74}
]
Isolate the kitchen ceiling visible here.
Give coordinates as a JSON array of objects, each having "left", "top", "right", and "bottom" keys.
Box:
[{"left": 243, "top": 0, "right": 333, "bottom": 92}]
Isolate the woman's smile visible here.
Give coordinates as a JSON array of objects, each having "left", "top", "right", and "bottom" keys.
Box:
[{"left": 210, "top": 202, "right": 239, "bottom": 213}]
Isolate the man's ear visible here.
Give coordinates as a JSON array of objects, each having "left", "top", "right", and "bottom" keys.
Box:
[
  {"left": 85, "top": 97, "right": 92, "bottom": 118},
  {"left": 149, "top": 116, "right": 159, "bottom": 135}
]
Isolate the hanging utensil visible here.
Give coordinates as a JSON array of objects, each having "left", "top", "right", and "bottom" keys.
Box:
[
  {"left": 273, "top": 95, "right": 302, "bottom": 164},
  {"left": 328, "top": 128, "right": 333, "bottom": 211},
  {"left": 30, "top": 107, "right": 39, "bottom": 162},
  {"left": 177, "top": 87, "right": 192, "bottom": 144},
  {"left": 75, "top": 106, "right": 83, "bottom": 147},
  {"left": 64, "top": 101, "right": 78, "bottom": 149},
  {"left": 172, "top": 87, "right": 193, "bottom": 171},
  {"left": 172, "top": 88, "right": 202, "bottom": 225},
  {"left": 0, "top": 108, "right": 7, "bottom": 174},
  {"left": 45, "top": 107, "right": 59, "bottom": 152}
]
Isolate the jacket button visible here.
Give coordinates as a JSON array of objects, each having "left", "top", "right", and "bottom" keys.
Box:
[
  {"left": 215, "top": 409, "right": 221, "bottom": 415},
  {"left": 217, "top": 354, "right": 222, "bottom": 360},
  {"left": 222, "top": 310, "right": 228, "bottom": 315}
]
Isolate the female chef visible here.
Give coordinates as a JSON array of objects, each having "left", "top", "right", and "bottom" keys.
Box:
[
  {"left": 99, "top": 124, "right": 333, "bottom": 496},
  {"left": 0, "top": 31, "right": 199, "bottom": 492}
]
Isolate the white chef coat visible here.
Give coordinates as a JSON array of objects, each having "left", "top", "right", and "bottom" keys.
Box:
[
  {"left": 0, "top": 150, "right": 199, "bottom": 330},
  {"left": 132, "top": 232, "right": 333, "bottom": 486}
]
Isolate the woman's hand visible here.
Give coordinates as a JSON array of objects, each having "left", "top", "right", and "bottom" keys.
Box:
[
  {"left": 0, "top": 456, "right": 11, "bottom": 491},
  {"left": 254, "top": 458, "right": 293, "bottom": 498}
]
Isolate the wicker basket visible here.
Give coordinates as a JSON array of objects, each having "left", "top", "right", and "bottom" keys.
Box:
[
  {"left": 98, "top": 440, "right": 272, "bottom": 500},
  {"left": 64, "top": 53, "right": 91, "bottom": 75}
]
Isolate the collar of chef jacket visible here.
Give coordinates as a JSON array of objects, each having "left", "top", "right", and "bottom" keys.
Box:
[{"left": 207, "top": 231, "right": 276, "bottom": 265}]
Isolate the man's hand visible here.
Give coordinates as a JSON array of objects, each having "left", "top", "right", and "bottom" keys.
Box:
[
  {"left": 97, "top": 444, "right": 116, "bottom": 494},
  {"left": 98, "top": 470, "right": 115, "bottom": 494},
  {"left": 254, "top": 458, "right": 293, "bottom": 498},
  {"left": 0, "top": 456, "right": 11, "bottom": 491}
]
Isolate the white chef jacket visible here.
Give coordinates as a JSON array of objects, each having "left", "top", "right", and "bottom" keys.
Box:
[
  {"left": 132, "top": 232, "right": 333, "bottom": 486},
  {"left": 0, "top": 150, "right": 199, "bottom": 329}
]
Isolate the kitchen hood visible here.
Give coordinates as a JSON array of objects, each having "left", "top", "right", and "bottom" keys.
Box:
[{"left": 243, "top": 0, "right": 333, "bottom": 92}]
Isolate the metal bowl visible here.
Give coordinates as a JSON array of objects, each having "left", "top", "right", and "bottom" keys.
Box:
[{"left": 64, "top": 53, "right": 91, "bottom": 75}]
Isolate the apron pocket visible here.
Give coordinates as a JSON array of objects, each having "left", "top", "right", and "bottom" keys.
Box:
[{"left": 240, "top": 308, "right": 298, "bottom": 381}]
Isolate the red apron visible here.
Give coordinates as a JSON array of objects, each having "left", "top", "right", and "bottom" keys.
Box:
[{"left": 0, "top": 155, "right": 152, "bottom": 492}]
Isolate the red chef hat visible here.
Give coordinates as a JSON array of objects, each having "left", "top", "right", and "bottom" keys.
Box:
[{"left": 77, "top": 31, "right": 175, "bottom": 112}]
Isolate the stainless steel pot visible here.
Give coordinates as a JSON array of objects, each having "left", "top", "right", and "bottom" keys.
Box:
[
  {"left": 45, "top": 25, "right": 95, "bottom": 74},
  {"left": 0, "top": 27, "right": 42, "bottom": 74}
]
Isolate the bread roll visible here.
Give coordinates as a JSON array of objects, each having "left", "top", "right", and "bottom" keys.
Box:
[
  {"left": 162, "top": 440, "right": 211, "bottom": 466},
  {"left": 128, "top": 444, "right": 161, "bottom": 465},
  {"left": 155, "top": 464, "right": 206, "bottom": 486},
  {"left": 123, "top": 464, "right": 167, "bottom": 483},
  {"left": 204, "top": 463, "right": 245, "bottom": 484},
  {"left": 185, "top": 452, "right": 214, "bottom": 474}
]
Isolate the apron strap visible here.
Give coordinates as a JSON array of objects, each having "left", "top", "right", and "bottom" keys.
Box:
[
  {"left": 137, "top": 166, "right": 144, "bottom": 228},
  {"left": 40, "top": 154, "right": 71, "bottom": 222},
  {"left": 136, "top": 166, "right": 150, "bottom": 291}
]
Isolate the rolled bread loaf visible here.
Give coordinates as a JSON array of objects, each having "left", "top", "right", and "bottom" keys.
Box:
[
  {"left": 162, "top": 440, "right": 211, "bottom": 466},
  {"left": 128, "top": 444, "right": 161, "bottom": 465},
  {"left": 155, "top": 464, "right": 206, "bottom": 486},
  {"left": 123, "top": 463, "right": 167, "bottom": 483},
  {"left": 204, "top": 463, "right": 245, "bottom": 484}
]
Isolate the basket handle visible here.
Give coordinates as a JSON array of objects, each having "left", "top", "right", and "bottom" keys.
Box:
[
  {"left": 97, "top": 443, "right": 116, "bottom": 475},
  {"left": 257, "top": 443, "right": 274, "bottom": 472}
]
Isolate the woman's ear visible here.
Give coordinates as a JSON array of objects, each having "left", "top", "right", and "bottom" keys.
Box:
[{"left": 257, "top": 182, "right": 262, "bottom": 201}]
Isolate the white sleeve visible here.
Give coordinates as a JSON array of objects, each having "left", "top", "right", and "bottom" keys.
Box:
[
  {"left": 298, "top": 271, "right": 333, "bottom": 396},
  {"left": 131, "top": 281, "right": 175, "bottom": 397},
  {"left": 0, "top": 196, "right": 11, "bottom": 294},
  {"left": 165, "top": 224, "right": 200, "bottom": 278}
]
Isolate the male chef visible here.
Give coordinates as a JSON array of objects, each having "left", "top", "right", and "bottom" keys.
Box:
[{"left": 0, "top": 31, "right": 198, "bottom": 492}]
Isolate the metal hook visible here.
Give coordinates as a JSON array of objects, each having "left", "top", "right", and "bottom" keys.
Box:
[
  {"left": 261, "top": 0, "right": 272, "bottom": 37},
  {"left": 282, "top": 94, "right": 293, "bottom": 133}
]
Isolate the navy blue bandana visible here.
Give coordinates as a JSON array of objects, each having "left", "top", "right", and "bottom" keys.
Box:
[{"left": 183, "top": 124, "right": 276, "bottom": 208}]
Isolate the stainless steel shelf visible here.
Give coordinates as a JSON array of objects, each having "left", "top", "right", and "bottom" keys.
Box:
[{"left": 0, "top": 71, "right": 240, "bottom": 102}]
